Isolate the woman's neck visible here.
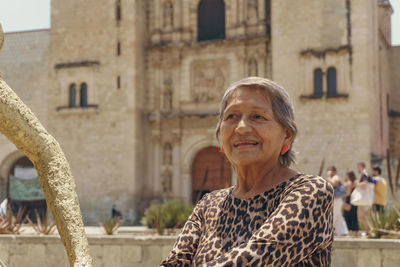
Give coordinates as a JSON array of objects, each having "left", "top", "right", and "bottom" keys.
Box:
[{"left": 233, "top": 163, "right": 297, "bottom": 199}]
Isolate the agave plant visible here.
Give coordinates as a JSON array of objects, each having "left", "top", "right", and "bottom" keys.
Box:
[
  {"left": 367, "top": 206, "right": 400, "bottom": 239},
  {"left": 0, "top": 205, "right": 27, "bottom": 234},
  {"left": 98, "top": 217, "right": 123, "bottom": 235},
  {"left": 27, "top": 209, "right": 57, "bottom": 235}
]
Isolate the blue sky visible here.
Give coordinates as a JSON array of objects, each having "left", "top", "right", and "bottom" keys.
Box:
[{"left": 0, "top": 0, "right": 399, "bottom": 45}]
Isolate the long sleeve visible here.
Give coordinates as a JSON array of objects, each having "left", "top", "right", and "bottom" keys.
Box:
[
  {"left": 160, "top": 194, "right": 207, "bottom": 266},
  {"left": 197, "top": 176, "right": 334, "bottom": 266}
]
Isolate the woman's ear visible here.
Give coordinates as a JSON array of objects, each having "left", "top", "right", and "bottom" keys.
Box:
[{"left": 284, "top": 128, "right": 294, "bottom": 145}]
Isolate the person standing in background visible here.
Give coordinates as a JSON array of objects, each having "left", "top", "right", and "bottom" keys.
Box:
[
  {"left": 0, "top": 198, "right": 7, "bottom": 216},
  {"left": 343, "top": 171, "right": 359, "bottom": 234},
  {"left": 358, "top": 162, "right": 372, "bottom": 183},
  {"left": 371, "top": 166, "right": 387, "bottom": 213},
  {"left": 327, "top": 166, "right": 348, "bottom": 236},
  {"left": 356, "top": 162, "right": 374, "bottom": 230}
]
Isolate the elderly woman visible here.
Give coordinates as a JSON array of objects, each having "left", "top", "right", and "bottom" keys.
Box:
[{"left": 160, "top": 77, "right": 333, "bottom": 266}]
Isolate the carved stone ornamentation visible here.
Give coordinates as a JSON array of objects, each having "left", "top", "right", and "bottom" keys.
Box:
[
  {"left": 149, "top": 52, "right": 162, "bottom": 69},
  {"left": 162, "top": 71, "right": 173, "bottom": 110},
  {"left": 163, "top": 71, "right": 173, "bottom": 86},
  {"left": 152, "top": 130, "right": 161, "bottom": 142},
  {"left": 163, "top": 88, "right": 173, "bottom": 110},
  {"left": 163, "top": 51, "right": 181, "bottom": 69},
  {"left": 171, "top": 130, "right": 181, "bottom": 144},
  {"left": 161, "top": 170, "right": 173, "bottom": 194},
  {"left": 247, "top": 0, "right": 259, "bottom": 24},
  {"left": 190, "top": 59, "right": 228, "bottom": 102},
  {"left": 163, "top": 143, "right": 172, "bottom": 165},
  {"left": 248, "top": 58, "right": 258, "bottom": 76},
  {"left": 163, "top": 1, "right": 173, "bottom": 28}
]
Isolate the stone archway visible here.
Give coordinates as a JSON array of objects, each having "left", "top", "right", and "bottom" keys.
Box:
[
  {"left": 191, "top": 146, "right": 232, "bottom": 203},
  {"left": 8, "top": 156, "right": 46, "bottom": 222},
  {"left": 0, "top": 150, "right": 24, "bottom": 201}
]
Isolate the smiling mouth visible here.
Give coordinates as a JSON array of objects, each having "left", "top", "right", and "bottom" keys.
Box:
[{"left": 233, "top": 142, "right": 259, "bottom": 147}]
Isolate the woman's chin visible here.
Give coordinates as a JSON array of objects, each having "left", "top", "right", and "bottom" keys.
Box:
[{"left": 230, "top": 154, "right": 264, "bottom": 166}]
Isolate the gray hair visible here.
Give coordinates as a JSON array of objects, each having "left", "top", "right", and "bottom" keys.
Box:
[{"left": 216, "top": 77, "right": 297, "bottom": 167}]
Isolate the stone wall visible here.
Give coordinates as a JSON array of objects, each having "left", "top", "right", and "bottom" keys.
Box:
[
  {"left": 0, "top": 235, "right": 173, "bottom": 267},
  {"left": 389, "top": 46, "right": 400, "bottom": 156},
  {"left": 0, "top": 235, "right": 399, "bottom": 267},
  {"left": 332, "top": 237, "right": 400, "bottom": 267}
]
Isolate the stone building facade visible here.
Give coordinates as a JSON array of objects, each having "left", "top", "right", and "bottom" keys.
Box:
[
  {"left": 0, "top": 30, "right": 50, "bottom": 218},
  {"left": 0, "top": 0, "right": 399, "bottom": 224}
]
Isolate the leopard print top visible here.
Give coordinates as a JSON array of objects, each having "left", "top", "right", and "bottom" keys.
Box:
[{"left": 160, "top": 174, "right": 334, "bottom": 266}]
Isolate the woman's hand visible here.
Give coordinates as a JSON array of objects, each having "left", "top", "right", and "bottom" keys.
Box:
[{"left": 343, "top": 202, "right": 352, "bottom": 212}]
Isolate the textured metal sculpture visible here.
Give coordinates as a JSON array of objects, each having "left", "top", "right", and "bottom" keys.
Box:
[{"left": 0, "top": 24, "right": 93, "bottom": 267}]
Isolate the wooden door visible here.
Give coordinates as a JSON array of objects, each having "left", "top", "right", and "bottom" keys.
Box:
[{"left": 191, "top": 146, "right": 232, "bottom": 203}]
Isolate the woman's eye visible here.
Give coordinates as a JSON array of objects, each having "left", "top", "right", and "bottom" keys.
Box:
[
  {"left": 253, "top": 114, "right": 266, "bottom": 120},
  {"left": 225, "top": 114, "right": 236, "bottom": 120}
]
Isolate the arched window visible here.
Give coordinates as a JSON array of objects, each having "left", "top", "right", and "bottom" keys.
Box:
[
  {"left": 313, "top": 68, "right": 323, "bottom": 97},
  {"left": 327, "top": 67, "right": 337, "bottom": 96},
  {"left": 117, "top": 76, "right": 121, "bottom": 89},
  {"left": 116, "top": 0, "right": 121, "bottom": 21},
  {"left": 198, "top": 0, "right": 225, "bottom": 42},
  {"left": 69, "top": 84, "right": 76, "bottom": 107},
  {"left": 117, "top": 41, "right": 121, "bottom": 55},
  {"left": 266, "top": 0, "right": 271, "bottom": 36},
  {"left": 80, "top": 83, "right": 88, "bottom": 107}
]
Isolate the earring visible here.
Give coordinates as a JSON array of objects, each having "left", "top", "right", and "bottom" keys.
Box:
[
  {"left": 220, "top": 146, "right": 224, "bottom": 153},
  {"left": 280, "top": 145, "right": 289, "bottom": 155}
]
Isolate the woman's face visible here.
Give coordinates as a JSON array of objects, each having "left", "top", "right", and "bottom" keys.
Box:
[
  {"left": 327, "top": 169, "right": 336, "bottom": 177},
  {"left": 220, "top": 87, "right": 292, "bottom": 168},
  {"left": 345, "top": 175, "right": 354, "bottom": 185}
]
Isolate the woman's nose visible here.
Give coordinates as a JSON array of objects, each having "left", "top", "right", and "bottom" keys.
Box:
[{"left": 235, "top": 116, "right": 252, "bottom": 134}]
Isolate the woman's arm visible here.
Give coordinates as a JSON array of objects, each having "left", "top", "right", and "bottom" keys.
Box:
[
  {"left": 198, "top": 176, "right": 333, "bottom": 266},
  {"left": 160, "top": 194, "right": 207, "bottom": 266}
]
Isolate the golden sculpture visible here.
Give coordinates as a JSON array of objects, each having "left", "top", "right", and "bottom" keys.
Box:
[{"left": 0, "top": 24, "right": 93, "bottom": 267}]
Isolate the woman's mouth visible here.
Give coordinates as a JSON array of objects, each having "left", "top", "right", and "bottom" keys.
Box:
[{"left": 233, "top": 141, "right": 259, "bottom": 148}]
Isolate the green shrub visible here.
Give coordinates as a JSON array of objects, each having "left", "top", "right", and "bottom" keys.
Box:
[{"left": 142, "top": 201, "right": 193, "bottom": 235}]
